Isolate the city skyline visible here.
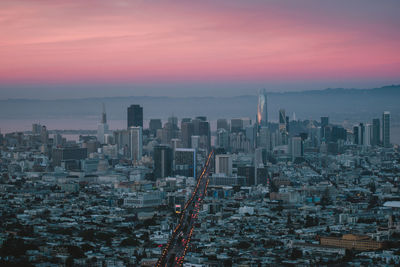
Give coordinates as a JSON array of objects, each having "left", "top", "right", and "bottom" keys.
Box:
[{"left": 1, "top": 1, "right": 400, "bottom": 266}]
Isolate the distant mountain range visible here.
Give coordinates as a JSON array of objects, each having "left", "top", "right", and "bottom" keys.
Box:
[{"left": 0, "top": 85, "right": 399, "bottom": 127}]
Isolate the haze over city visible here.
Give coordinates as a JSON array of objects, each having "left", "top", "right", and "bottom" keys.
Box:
[{"left": 1, "top": 1, "right": 400, "bottom": 267}]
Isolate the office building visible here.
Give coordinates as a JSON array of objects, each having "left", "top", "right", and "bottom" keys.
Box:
[
  {"left": 129, "top": 126, "right": 142, "bottom": 162},
  {"left": 40, "top": 125, "right": 48, "bottom": 144},
  {"left": 149, "top": 119, "right": 162, "bottom": 136},
  {"left": 32, "top": 123, "right": 42, "bottom": 135},
  {"left": 174, "top": 148, "right": 196, "bottom": 178},
  {"left": 372, "top": 118, "right": 380, "bottom": 146},
  {"left": 127, "top": 104, "right": 143, "bottom": 128},
  {"left": 257, "top": 89, "right": 268, "bottom": 127},
  {"left": 181, "top": 121, "right": 194, "bottom": 148},
  {"left": 215, "top": 154, "right": 233, "bottom": 176},
  {"left": 382, "top": 111, "right": 391, "bottom": 148},
  {"left": 230, "top": 118, "right": 243, "bottom": 133},
  {"left": 168, "top": 116, "right": 178, "bottom": 130},
  {"left": 321, "top": 116, "right": 329, "bottom": 140},
  {"left": 364, "top": 124, "right": 372, "bottom": 146},
  {"left": 216, "top": 128, "right": 229, "bottom": 151},
  {"left": 153, "top": 145, "right": 173, "bottom": 178},
  {"left": 52, "top": 147, "right": 87, "bottom": 167},
  {"left": 238, "top": 165, "right": 255, "bottom": 186},
  {"left": 217, "top": 119, "right": 229, "bottom": 131},
  {"left": 290, "top": 136, "right": 303, "bottom": 161},
  {"left": 97, "top": 103, "right": 109, "bottom": 144}
]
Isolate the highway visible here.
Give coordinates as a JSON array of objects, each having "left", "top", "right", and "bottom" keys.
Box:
[{"left": 156, "top": 150, "right": 214, "bottom": 267}]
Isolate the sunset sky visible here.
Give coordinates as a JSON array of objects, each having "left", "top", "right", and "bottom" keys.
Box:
[{"left": 0, "top": 0, "right": 399, "bottom": 98}]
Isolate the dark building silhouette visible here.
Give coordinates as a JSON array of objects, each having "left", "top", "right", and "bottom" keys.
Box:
[
  {"left": 382, "top": 111, "right": 391, "bottom": 148},
  {"left": 149, "top": 119, "right": 162, "bottom": 136},
  {"left": 127, "top": 104, "right": 143, "bottom": 128},
  {"left": 217, "top": 119, "right": 229, "bottom": 131},
  {"left": 154, "top": 145, "right": 172, "bottom": 178},
  {"left": 372, "top": 118, "right": 380, "bottom": 146},
  {"left": 230, "top": 119, "right": 243, "bottom": 133},
  {"left": 238, "top": 165, "right": 255, "bottom": 186},
  {"left": 174, "top": 148, "right": 196, "bottom": 178},
  {"left": 52, "top": 147, "right": 87, "bottom": 167},
  {"left": 181, "top": 121, "right": 194, "bottom": 148}
]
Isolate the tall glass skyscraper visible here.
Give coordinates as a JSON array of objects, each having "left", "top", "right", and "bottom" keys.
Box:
[
  {"left": 257, "top": 89, "right": 268, "bottom": 127},
  {"left": 127, "top": 104, "right": 143, "bottom": 128}
]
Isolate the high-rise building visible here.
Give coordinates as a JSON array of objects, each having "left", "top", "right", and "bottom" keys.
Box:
[
  {"left": 382, "top": 111, "right": 391, "bottom": 148},
  {"left": 160, "top": 122, "right": 178, "bottom": 144},
  {"left": 192, "top": 118, "right": 211, "bottom": 150},
  {"left": 52, "top": 147, "right": 87, "bottom": 167},
  {"left": 174, "top": 148, "right": 196, "bottom": 178},
  {"left": 129, "top": 126, "right": 142, "bottom": 162},
  {"left": 321, "top": 116, "right": 329, "bottom": 140},
  {"left": 168, "top": 116, "right": 178, "bottom": 130},
  {"left": 230, "top": 118, "right": 243, "bottom": 133},
  {"left": 216, "top": 128, "right": 229, "bottom": 151},
  {"left": 372, "top": 118, "right": 380, "bottom": 146},
  {"left": 127, "top": 104, "right": 143, "bottom": 128},
  {"left": 153, "top": 145, "right": 173, "bottom": 178},
  {"left": 32, "top": 123, "right": 42, "bottom": 135},
  {"left": 238, "top": 165, "right": 255, "bottom": 186},
  {"left": 245, "top": 124, "right": 257, "bottom": 150},
  {"left": 353, "top": 125, "right": 359, "bottom": 145},
  {"left": 191, "top": 135, "right": 200, "bottom": 149},
  {"left": 181, "top": 121, "right": 194, "bottom": 148},
  {"left": 149, "top": 119, "right": 162, "bottom": 136},
  {"left": 257, "top": 89, "right": 268, "bottom": 127},
  {"left": 217, "top": 119, "right": 229, "bottom": 131},
  {"left": 97, "top": 103, "right": 109, "bottom": 144},
  {"left": 114, "top": 129, "right": 130, "bottom": 154},
  {"left": 41, "top": 125, "right": 48, "bottom": 144},
  {"left": 279, "top": 109, "right": 286, "bottom": 131},
  {"left": 364, "top": 124, "right": 372, "bottom": 146},
  {"left": 279, "top": 109, "right": 288, "bottom": 145},
  {"left": 242, "top": 118, "right": 252, "bottom": 128},
  {"left": 215, "top": 154, "right": 233, "bottom": 176},
  {"left": 321, "top": 117, "right": 329, "bottom": 128},
  {"left": 257, "top": 127, "right": 270, "bottom": 151},
  {"left": 290, "top": 136, "right": 303, "bottom": 161}
]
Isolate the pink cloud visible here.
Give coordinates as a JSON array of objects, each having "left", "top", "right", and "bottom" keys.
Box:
[{"left": 0, "top": 0, "right": 399, "bottom": 84}]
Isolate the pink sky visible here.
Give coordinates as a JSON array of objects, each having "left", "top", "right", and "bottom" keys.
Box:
[{"left": 0, "top": 0, "right": 400, "bottom": 86}]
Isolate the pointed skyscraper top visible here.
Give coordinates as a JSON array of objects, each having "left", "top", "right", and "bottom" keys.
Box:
[{"left": 101, "top": 103, "right": 107, "bottom": 124}]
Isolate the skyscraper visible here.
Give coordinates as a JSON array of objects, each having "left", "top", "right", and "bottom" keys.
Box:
[
  {"left": 127, "top": 104, "right": 143, "bottom": 128},
  {"left": 279, "top": 109, "right": 286, "bottom": 130},
  {"left": 217, "top": 119, "right": 229, "bottom": 131},
  {"left": 97, "top": 103, "right": 109, "bottom": 144},
  {"left": 181, "top": 121, "right": 194, "bottom": 148},
  {"left": 320, "top": 116, "right": 329, "bottom": 140},
  {"left": 215, "top": 154, "right": 233, "bottom": 176},
  {"left": 382, "top": 111, "right": 391, "bottom": 148},
  {"left": 230, "top": 118, "right": 243, "bottom": 133},
  {"left": 364, "top": 124, "right": 372, "bottom": 146},
  {"left": 129, "top": 126, "right": 142, "bottom": 162},
  {"left": 257, "top": 89, "right": 268, "bottom": 127},
  {"left": 290, "top": 136, "right": 303, "bottom": 161},
  {"left": 372, "top": 118, "right": 380, "bottom": 146},
  {"left": 174, "top": 148, "right": 196, "bottom": 178},
  {"left": 149, "top": 119, "right": 162, "bottom": 136},
  {"left": 153, "top": 145, "right": 173, "bottom": 178}
]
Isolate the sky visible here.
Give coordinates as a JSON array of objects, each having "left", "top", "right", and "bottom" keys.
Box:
[{"left": 0, "top": 0, "right": 400, "bottom": 98}]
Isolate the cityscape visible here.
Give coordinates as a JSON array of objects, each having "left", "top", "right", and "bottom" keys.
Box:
[
  {"left": 1, "top": 1, "right": 400, "bottom": 267},
  {"left": 0, "top": 92, "right": 399, "bottom": 266}
]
